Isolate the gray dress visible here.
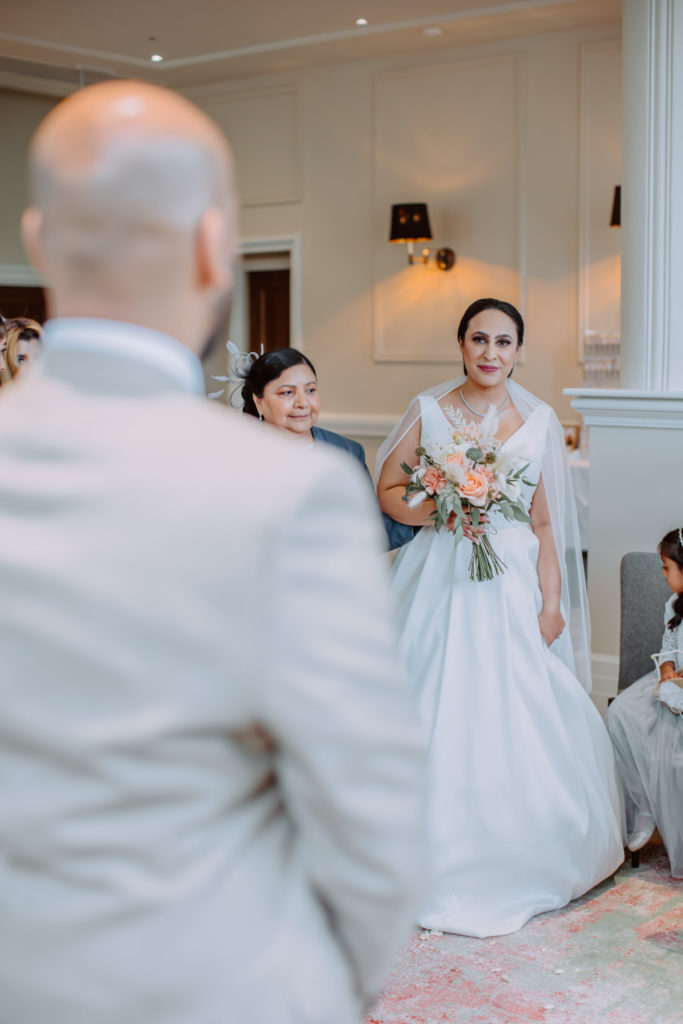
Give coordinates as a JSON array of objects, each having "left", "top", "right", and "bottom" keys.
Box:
[{"left": 607, "top": 594, "right": 683, "bottom": 877}]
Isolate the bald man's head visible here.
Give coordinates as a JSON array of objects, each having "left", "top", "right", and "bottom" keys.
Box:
[{"left": 22, "top": 80, "right": 238, "bottom": 352}]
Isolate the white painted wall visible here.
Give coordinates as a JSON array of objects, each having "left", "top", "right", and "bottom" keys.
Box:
[
  {"left": 0, "top": 20, "right": 622, "bottom": 477},
  {"left": 186, "top": 23, "right": 622, "bottom": 469},
  {"left": 0, "top": 89, "right": 57, "bottom": 267}
]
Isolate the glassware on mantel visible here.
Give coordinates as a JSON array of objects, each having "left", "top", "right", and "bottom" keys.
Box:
[{"left": 582, "top": 330, "right": 620, "bottom": 388}]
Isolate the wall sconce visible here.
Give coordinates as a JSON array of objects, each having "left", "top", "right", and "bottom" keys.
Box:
[
  {"left": 389, "top": 202, "right": 455, "bottom": 270},
  {"left": 610, "top": 185, "right": 621, "bottom": 227}
]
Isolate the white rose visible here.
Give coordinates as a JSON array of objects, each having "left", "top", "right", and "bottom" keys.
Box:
[{"left": 444, "top": 459, "right": 467, "bottom": 485}]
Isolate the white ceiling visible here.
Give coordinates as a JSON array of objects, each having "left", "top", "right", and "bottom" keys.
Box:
[{"left": 0, "top": 0, "right": 621, "bottom": 94}]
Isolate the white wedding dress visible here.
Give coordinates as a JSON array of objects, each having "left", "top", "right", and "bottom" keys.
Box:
[{"left": 391, "top": 395, "right": 624, "bottom": 937}]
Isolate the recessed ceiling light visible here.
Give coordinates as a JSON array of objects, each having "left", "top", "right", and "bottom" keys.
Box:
[
  {"left": 150, "top": 53, "right": 164, "bottom": 62},
  {"left": 423, "top": 26, "right": 444, "bottom": 37},
  {"left": 355, "top": 18, "right": 368, "bottom": 27}
]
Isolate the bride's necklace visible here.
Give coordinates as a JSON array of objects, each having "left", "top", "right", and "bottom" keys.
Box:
[{"left": 459, "top": 386, "right": 509, "bottom": 418}]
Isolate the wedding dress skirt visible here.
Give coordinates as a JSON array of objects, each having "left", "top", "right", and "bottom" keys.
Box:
[
  {"left": 391, "top": 397, "right": 624, "bottom": 937},
  {"left": 607, "top": 672, "right": 683, "bottom": 877}
]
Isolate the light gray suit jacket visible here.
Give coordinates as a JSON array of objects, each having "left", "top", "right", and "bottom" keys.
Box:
[{"left": 0, "top": 327, "right": 425, "bottom": 1024}]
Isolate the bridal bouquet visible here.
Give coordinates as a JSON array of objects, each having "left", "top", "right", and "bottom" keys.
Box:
[
  {"left": 656, "top": 679, "right": 683, "bottom": 714},
  {"left": 401, "top": 406, "right": 532, "bottom": 582},
  {"left": 651, "top": 651, "right": 683, "bottom": 714}
]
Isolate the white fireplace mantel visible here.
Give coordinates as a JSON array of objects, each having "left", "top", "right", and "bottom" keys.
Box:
[{"left": 564, "top": 388, "right": 683, "bottom": 430}]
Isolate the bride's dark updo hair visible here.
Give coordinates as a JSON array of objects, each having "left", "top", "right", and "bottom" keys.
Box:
[
  {"left": 457, "top": 298, "right": 524, "bottom": 376},
  {"left": 241, "top": 348, "right": 317, "bottom": 417},
  {"left": 659, "top": 528, "right": 683, "bottom": 630}
]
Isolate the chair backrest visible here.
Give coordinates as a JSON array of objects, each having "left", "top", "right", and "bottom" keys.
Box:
[{"left": 618, "top": 551, "right": 671, "bottom": 691}]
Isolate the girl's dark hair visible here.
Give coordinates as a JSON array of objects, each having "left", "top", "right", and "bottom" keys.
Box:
[
  {"left": 659, "top": 528, "right": 683, "bottom": 630},
  {"left": 241, "top": 348, "right": 317, "bottom": 417},
  {"left": 457, "top": 297, "right": 524, "bottom": 376}
]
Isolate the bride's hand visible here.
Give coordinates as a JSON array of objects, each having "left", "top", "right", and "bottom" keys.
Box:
[
  {"left": 538, "top": 605, "right": 565, "bottom": 646},
  {"left": 446, "top": 509, "right": 489, "bottom": 540}
]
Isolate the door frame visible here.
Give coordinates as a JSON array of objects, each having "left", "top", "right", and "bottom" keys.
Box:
[
  {"left": 0, "top": 233, "right": 303, "bottom": 357},
  {"left": 232, "top": 234, "right": 302, "bottom": 356}
]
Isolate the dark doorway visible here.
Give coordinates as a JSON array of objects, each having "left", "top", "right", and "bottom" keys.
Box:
[
  {"left": 0, "top": 285, "right": 46, "bottom": 324},
  {"left": 247, "top": 268, "right": 290, "bottom": 353}
]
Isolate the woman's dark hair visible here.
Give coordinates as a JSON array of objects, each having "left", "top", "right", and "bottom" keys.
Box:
[
  {"left": 241, "top": 348, "right": 317, "bottom": 417},
  {"left": 456, "top": 298, "right": 524, "bottom": 375},
  {"left": 659, "top": 529, "right": 683, "bottom": 630}
]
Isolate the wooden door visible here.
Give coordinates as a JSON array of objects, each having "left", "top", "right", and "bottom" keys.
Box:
[
  {"left": 248, "top": 269, "right": 290, "bottom": 353},
  {"left": 0, "top": 285, "right": 46, "bottom": 323}
]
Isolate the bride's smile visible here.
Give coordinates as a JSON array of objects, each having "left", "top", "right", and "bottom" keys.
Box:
[{"left": 459, "top": 307, "right": 518, "bottom": 398}]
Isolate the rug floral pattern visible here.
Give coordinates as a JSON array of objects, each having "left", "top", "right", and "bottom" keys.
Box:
[{"left": 368, "top": 845, "right": 682, "bottom": 1024}]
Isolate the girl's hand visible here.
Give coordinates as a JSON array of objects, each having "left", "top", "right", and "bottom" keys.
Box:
[{"left": 538, "top": 605, "right": 565, "bottom": 646}]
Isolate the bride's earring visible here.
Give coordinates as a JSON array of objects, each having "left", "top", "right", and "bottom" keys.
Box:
[{"left": 258, "top": 412, "right": 263, "bottom": 422}]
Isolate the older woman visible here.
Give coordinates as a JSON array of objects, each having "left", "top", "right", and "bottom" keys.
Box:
[{"left": 240, "top": 347, "right": 412, "bottom": 550}]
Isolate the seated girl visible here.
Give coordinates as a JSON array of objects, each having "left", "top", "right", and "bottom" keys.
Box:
[{"left": 607, "top": 528, "right": 683, "bottom": 876}]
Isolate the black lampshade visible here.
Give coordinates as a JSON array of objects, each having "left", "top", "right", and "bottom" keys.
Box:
[
  {"left": 389, "top": 203, "right": 433, "bottom": 243},
  {"left": 610, "top": 185, "right": 621, "bottom": 227}
]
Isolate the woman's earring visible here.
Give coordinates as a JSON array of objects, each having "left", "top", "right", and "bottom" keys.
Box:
[{"left": 258, "top": 412, "right": 263, "bottom": 422}]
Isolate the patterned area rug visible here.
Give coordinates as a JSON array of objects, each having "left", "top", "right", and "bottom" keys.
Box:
[{"left": 368, "top": 843, "right": 682, "bottom": 1024}]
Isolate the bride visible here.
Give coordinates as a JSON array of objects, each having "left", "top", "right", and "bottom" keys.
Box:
[{"left": 377, "top": 297, "right": 624, "bottom": 937}]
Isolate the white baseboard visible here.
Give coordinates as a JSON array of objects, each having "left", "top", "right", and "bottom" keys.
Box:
[{"left": 590, "top": 652, "right": 619, "bottom": 718}]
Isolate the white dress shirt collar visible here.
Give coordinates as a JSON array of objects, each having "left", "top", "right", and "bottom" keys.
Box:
[{"left": 41, "top": 318, "right": 205, "bottom": 395}]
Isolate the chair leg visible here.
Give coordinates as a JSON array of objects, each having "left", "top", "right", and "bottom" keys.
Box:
[{"left": 631, "top": 849, "right": 640, "bottom": 868}]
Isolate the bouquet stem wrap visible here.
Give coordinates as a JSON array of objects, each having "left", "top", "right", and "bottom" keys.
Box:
[{"left": 469, "top": 533, "right": 506, "bottom": 582}]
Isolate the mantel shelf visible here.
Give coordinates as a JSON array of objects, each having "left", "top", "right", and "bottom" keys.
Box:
[{"left": 563, "top": 388, "right": 683, "bottom": 429}]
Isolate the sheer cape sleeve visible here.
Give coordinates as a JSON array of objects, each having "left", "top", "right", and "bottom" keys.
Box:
[{"left": 375, "top": 377, "right": 592, "bottom": 692}]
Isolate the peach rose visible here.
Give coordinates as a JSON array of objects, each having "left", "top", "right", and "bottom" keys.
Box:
[
  {"left": 422, "top": 467, "right": 447, "bottom": 494},
  {"left": 460, "top": 468, "right": 490, "bottom": 506}
]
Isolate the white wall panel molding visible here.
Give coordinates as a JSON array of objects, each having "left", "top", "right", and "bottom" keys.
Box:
[
  {"left": 0, "top": 263, "right": 41, "bottom": 285},
  {"left": 317, "top": 412, "right": 399, "bottom": 439},
  {"left": 197, "top": 86, "right": 301, "bottom": 206},
  {"left": 566, "top": 386, "right": 683, "bottom": 428},
  {"left": 372, "top": 53, "right": 525, "bottom": 363}
]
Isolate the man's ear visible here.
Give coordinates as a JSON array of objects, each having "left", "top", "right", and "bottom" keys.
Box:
[
  {"left": 195, "top": 206, "right": 234, "bottom": 294},
  {"left": 21, "top": 207, "right": 46, "bottom": 276}
]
